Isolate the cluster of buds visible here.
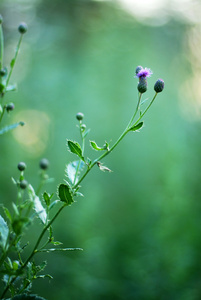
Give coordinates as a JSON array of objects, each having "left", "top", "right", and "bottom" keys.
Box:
[{"left": 135, "top": 66, "right": 164, "bottom": 94}]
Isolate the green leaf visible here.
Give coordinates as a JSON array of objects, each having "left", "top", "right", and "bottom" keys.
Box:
[
  {"left": 12, "top": 217, "right": 29, "bottom": 235},
  {"left": 28, "top": 185, "right": 47, "bottom": 224},
  {"left": 129, "top": 122, "right": 144, "bottom": 132},
  {"left": 67, "top": 140, "right": 85, "bottom": 162},
  {"left": 0, "top": 82, "right": 5, "bottom": 93},
  {"left": 0, "top": 215, "right": 9, "bottom": 249},
  {"left": 90, "top": 141, "right": 107, "bottom": 151},
  {"left": 58, "top": 183, "right": 73, "bottom": 205},
  {"left": 3, "top": 206, "right": 12, "bottom": 222},
  {"left": 10, "top": 58, "right": 15, "bottom": 68},
  {"left": 66, "top": 160, "right": 84, "bottom": 184},
  {"left": 43, "top": 192, "right": 53, "bottom": 207},
  {"left": 10, "top": 294, "right": 47, "bottom": 300},
  {"left": 0, "top": 121, "right": 25, "bottom": 135}
]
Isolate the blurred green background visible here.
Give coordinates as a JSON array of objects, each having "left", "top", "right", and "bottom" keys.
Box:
[{"left": 1, "top": 0, "right": 201, "bottom": 299}]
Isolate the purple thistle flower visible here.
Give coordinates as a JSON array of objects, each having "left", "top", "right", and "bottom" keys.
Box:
[{"left": 136, "top": 67, "right": 153, "bottom": 78}]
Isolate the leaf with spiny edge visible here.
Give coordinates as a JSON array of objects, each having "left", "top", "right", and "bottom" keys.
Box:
[
  {"left": 58, "top": 183, "right": 74, "bottom": 205},
  {"left": 67, "top": 140, "right": 85, "bottom": 162}
]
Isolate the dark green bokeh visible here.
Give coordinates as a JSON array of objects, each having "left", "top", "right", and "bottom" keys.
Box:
[{"left": 1, "top": 1, "right": 201, "bottom": 299}]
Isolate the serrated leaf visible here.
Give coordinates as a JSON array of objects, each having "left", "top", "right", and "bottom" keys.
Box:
[
  {"left": 28, "top": 185, "right": 47, "bottom": 224},
  {"left": 58, "top": 183, "right": 73, "bottom": 205},
  {"left": 0, "top": 215, "right": 9, "bottom": 249},
  {"left": 90, "top": 141, "right": 107, "bottom": 151},
  {"left": 10, "top": 294, "right": 47, "bottom": 300},
  {"left": 129, "top": 122, "right": 144, "bottom": 132},
  {"left": 66, "top": 160, "right": 84, "bottom": 184},
  {"left": 0, "top": 121, "right": 25, "bottom": 135},
  {"left": 97, "top": 162, "right": 112, "bottom": 172},
  {"left": 67, "top": 140, "right": 85, "bottom": 162}
]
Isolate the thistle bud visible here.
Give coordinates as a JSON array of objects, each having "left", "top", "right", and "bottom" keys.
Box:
[
  {"left": 39, "top": 158, "right": 49, "bottom": 170},
  {"left": 137, "top": 77, "right": 147, "bottom": 93},
  {"left": 135, "top": 66, "right": 143, "bottom": 75},
  {"left": 76, "top": 112, "right": 84, "bottom": 121},
  {"left": 154, "top": 79, "right": 164, "bottom": 93},
  {"left": 17, "top": 162, "right": 26, "bottom": 171},
  {"left": 6, "top": 103, "right": 15, "bottom": 112},
  {"left": 20, "top": 179, "right": 28, "bottom": 189},
  {"left": 0, "top": 68, "right": 7, "bottom": 77},
  {"left": 18, "top": 22, "right": 28, "bottom": 34}
]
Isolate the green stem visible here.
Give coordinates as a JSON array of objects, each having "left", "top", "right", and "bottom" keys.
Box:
[
  {"left": 73, "top": 122, "right": 85, "bottom": 186},
  {"left": 0, "top": 23, "right": 4, "bottom": 72},
  {"left": 73, "top": 92, "right": 157, "bottom": 189},
  {"left": 0, "top": 105, "right": 5, "bottom": 124},
  {"left": 5, "top": 34, "right": 23, "bottom": 89},
  {"left": 0, "top": 204, "right": 66, "bottom": 299}
]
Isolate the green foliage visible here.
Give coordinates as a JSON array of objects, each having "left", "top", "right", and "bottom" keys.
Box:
[
  {"left": 0, "top": 9, "right": 166, "bottom": 300},
  {"left": 58, "top": 183, "right": 73, "bottom": 205},
  {"left": 67, "top": 140, "right": 85, "bottom": 162}
]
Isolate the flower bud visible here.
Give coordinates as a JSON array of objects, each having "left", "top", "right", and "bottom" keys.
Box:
[
  {"left": 137, "top": 77, "right": 147, "bottom": 93},
  {"left": 17, "top": 162, "right": 26, "bottom": 171},
  {"left": 0, "top": 15, "right": 3, "bottom": 25},
  {"left": 135, "top": 66, "right": 143, "bottom": 75},
  {"left": 18, "top": 22, "right": 28, "bottom": 34},
  {"left": 20, "top": 179, "right": 28, "bottom": 189},
  {"left": 76, "top": 112, "right": 84, "bottom": 121},
  {"left": 0, "top": 68, "right": 7, "bottom": 77},
  {"left": 6, "top": 103, "right": 15, "bottom": 112},
  {"left": 154, "top": 79, "right": 164, "bottom": 93},
  {"left": 39, "top": 158, "right": 49, "bottom": 170}
]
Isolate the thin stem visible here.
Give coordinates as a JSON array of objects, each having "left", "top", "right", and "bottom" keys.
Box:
[
  {"left": 5, "top": 34, "right": 23, "bottom": 89},
  {"left": 73, "top": 92, "right": 158, "bottom": 190},
  {"left": 0, "top": 23, "right": 4, "bottom": 71},
  {"left": 1, "top": 204, "right": 66, "bottom": 299},
  {"left": 132, "top": 92, "right": 158, "bottom": 127},
  {"left": 0, "top": 105, "right": 5, "bottom": 123},
  {"left": 73, "top": 122, "right": 85, "bottom": 186}
]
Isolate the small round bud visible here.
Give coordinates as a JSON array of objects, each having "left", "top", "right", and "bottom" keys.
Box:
[
  {"left": 137, "top": 77, "right": 147, "bottom": 93},
  {"left": 18, "top": 22, "right": 28, "bottom": 34},
  {"left": 39, "top": 158, "right": 49, "bottom": 170},
  {"left": 6, "top": 103, "right": 15, "bottom": 112},
  {"left": 154, "top": 79, "right": 164, "bottom": 93},
  {"left": 81, "top": 124, "right": 86, "bottom": 130},
  {"left": 76, "top": 112, "right": 84, "bottom": 121},
  {"left": 0, "top": 68, "right": 7, "bottom": 77},
  {"left": 0, "top": 15, "right": 3, "bottom": 25},
  {"left": 135, "top": 66, "right": 143, "bottom": 75},
  {"left": 19, "top": 179, "right": 28, "bottom": 189},
  {"left": 17, "top": 162, "right": 26, "bottom": 171}
]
